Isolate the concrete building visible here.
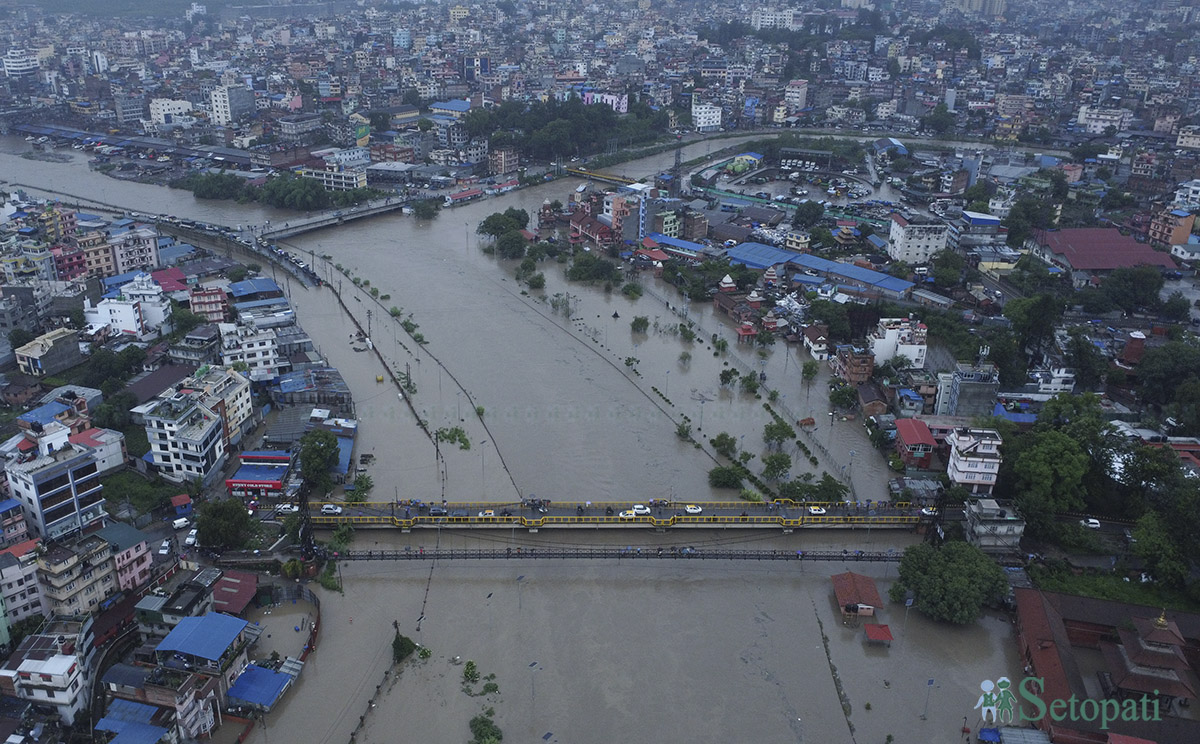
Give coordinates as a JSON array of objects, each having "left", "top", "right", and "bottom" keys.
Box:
[
  {"left": 84, "top": 272, "right": 174, "bottom": 339},
  {"left": 36, "top": 533, "right": 116, "bottom": 615},
  {"left": 4, "top": 430, "right": 106, "bottom": 540},
  {"left": 1, "top": 49, "right": 39, "bottom": 77},
  {"left": 189, "top": 285, "right": 229, "bottom": 322},
  {"left": 0, "top": 615, "right": 97, "bottom": 725},
  {"left": 94, "top": 522, "right": 152, "bottom": 592},
  {"left": 139, "top": 388, "right": 227, "bottom": 485},
  {"left": 964, "top": 497, "right": 1026, "bottom": 555},
  {"left": 867, "top": 317, "right": 928, "bottom": 369},
  {"left": 108, "top": 227, "right": 159, "bottom": 274},
  {"left": 169, "top": 324, "right": 221, "bottom": 366},
  {"left": 1177, "top": 125, "right": 1200, "bottom": 150},
  {"left": 0, "top": 539, "right": 48, "bottom": 626},
  {"left": 1075, "top": 105, "right": 1133, "bottom": 135},
  {"left": 887, "top": 213, "right": 949, "bottom": 264},
  {"left": 0, "top": 499, "right": 28, "bottom": 548},
  {"left": 297, "top": 163, "right": 367, "bottom": 191},
  {"left": 784, "top": 79, "right": 808, "bottom": 113},
  {"left": 185, "top": 366, "right": 254, "bottom": 448},
  {"left": 154, "top": 613, "right": 251, "bottom": 701},
  {"left": 15, "top": 328, "right": 83, "bottom": 378},
  {"left": 830, "top": 344, "right": 874, "bottom": 385},
  {"left": 692, "top": 102, "right": 722, "bottom": 132},
  {"left": 149, "top": 98, "right": 193, "bottom": 125},
  {"left": 947, "top": 427, "right": 1003, "bottom": 496},
  {"left": 943, "top": 361, "right": 1000, "bottom": 418},
  {"left": 218, "top": 322, "right": 280, "bottom": 382},
  {"left": 1148, "top": 208, "right": 1195, "bottom": 248},
  {"left": 210, "top": 85, "right": 255, "bottom": 126}
]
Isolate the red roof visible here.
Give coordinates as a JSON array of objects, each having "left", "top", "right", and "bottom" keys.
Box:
[
  {"left": 212, "top": 569, "right": 258, "bottom": 615},
  {"left": 1038, "top": 228, "right": 1177, "bottom": 272},
  {"left": 170, "top": 494, "right": 192, "bottom": 508},
  {"left": 0, "top": 538, "right": 40, "bottom": 559},
  {"left": 831, "top": 572, "right": 884, "bottom": 609},
  {"left": 895, "top": 418, "right": 935, "bottom": 447},
  {"left": 891, "top": 213, "right": 909, "bottom": 227},
  {"left": 635, "top": 248, "right": 670, "bottom": 262},
  {"left": 69, "top": 427, "right": 106, "bottom": 448},
  {"left": 864, "top": 623, "right": 893, "bottom": 642},
  {"left": 152, "top": 267, "right": 187, "bottom": 292}
]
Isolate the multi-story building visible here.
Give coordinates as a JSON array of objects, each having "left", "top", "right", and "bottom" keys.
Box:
[
  {"left": 942, "top": 361, "right": 1000, "bottom": 417},
  {"left": 964, "top": 498, "right": 1025, "bottom": 555},
  {"left": 189, "top": 285, "right": 228, "bottom": 322},
  {"left": 0, "top": 499, "right": 28, "bottom": 548},
  {"left": 149, "top": 98, "right": 193, "bottom": 125},
  {"left": 94, "top": 522, "right": 152, "bottom": 592},
  {"left": 102, "top": 662, "right": 221, "bottom": 740},
  {"left": 692, "top": 102, "right": 722, "bottom": 132},
  {"left": 154, "top": 612, "right": 251, "bottom": 701},
  {"left": 108, "top": 227, "right": 159, "bottom": 274},
  {"left": 36, "top": 534, "right": 116, "bottom": 615},
  {"left": 1075, "top": 105, "right": 1133, "bottom": 135},
  {"left": 867, "top": 317, "right": 928, "bottom": 369},
  {"left": 0, "top": 539, "right": 47, "bottom": 626},
  {"left": 1, "top": 49, "right": 39, "bottom": 77},
  {"left": 185, "top": 366, "right": 254, "bottom": 448},
  {"left": 0, "top": 615, "right": 97, "bottom": 725},
  {"left": 298, "top": 163, "right": 367, "bottom": 191},
  {"left": 1148, "top": 208, "right": 1195, "bottom": 248},
  {"left": 489, "top": 147, "right": 518, "bottom": 176},
  {"left": 218, "top": 322, "right": 280, "bottom": 382},
  {"left": 169, "top": 324, "right": 221, "bottom": 366},
  {"left": 887, "top": 213, "right": 949, "bottom": 264},
  {"left": 15, "top": 328, "right": 84, "bottom": 378},
  {"left": 84, "top": 272, "right": 173, "bottom": 340},
  {"left": 784, "top": 79, "right": 808, "bottom": 113},
  {"left": 5, "top": 427, "right": 105, "bottom": 540},
  {"left": 948, "top": 210, "right": 1008, "bottom": 253},
  {"left": 1175, "top": 179, "right": 1200, "bottom": 211},
  {"left": 1176, "top": 125, "right": 1200, "bottom": 150},
  {"left": 79, "top": 231, "right": 116, "bottom": 278},
  {"left": 947, "top": 427, "right": 1003, "bottom": 496},
  {"left": 830, "top": 344, "right": 874, "bottom": 385},
  {"left": 139, "top": 389, "right": 227, "bottom": 485},
  {"left": 209, "top": 85, "right": 255, "bottom": 126},
  {"left": 277, "top": 113, "right": 324, "bottom": 144}
]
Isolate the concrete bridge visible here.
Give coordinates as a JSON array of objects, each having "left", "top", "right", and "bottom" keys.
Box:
[{"left": 259, "top": 198, "right": 407, "bottom": 240}]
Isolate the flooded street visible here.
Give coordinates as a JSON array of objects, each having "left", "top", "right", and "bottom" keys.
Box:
[{"left": 0, "top": 136, "right": 986, "bottom": 743}]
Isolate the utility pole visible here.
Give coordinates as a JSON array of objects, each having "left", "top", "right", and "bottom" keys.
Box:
[{"left": 367, "top": 308, "right": 373, "bottom": 338}]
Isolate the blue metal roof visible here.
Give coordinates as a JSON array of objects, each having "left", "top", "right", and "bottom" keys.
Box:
[
  {"left": 430, "top": 99, "right": 471, "bottom": 112},
  {"left": 229, "top": 463, "right": 289, "bottom": 484},
  {"left": 95, "top": 699, "right": 168, "bottom": 744},
  {"left": 229, "top": 277, "right": 282, "bottom": 298},
  {"left": 647, "top": 233, "right": 705, "bottom": 253},
  {"left": 227, "top": 665, "right": 292, "bottom": 708},
  {"left": 157, "top": 613, "right": 247, "bottom": 661},
  {"left": 725, "top": 242, "right": 804, "bottom": 270},
  {"left": 0, "top": 498, "right": 21, "bottom": 515},
  {"left": 334, "top": 436, "right": 354, "bottom": 475},
  {"left": 992, "top": 402, "right": 1037, "bottom": 424},
  {"left": 866, "top": 234, "right": 888, "bottom": 250},
  {"left": 103, "top": 271, "right": 141, "bottom": 289},
  {"left": 233, "top": 297, "right": 290, "bottom": 312},
  {"left": 788, "top": 254, "right": 914, "bottom": 294},
  {"left": 18, "top": 401, "right": 69, "bottom": 426}
]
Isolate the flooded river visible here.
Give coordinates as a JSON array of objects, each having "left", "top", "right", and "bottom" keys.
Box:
[{"left": 0, "top": 136, "right": 987, "bottom": 744}]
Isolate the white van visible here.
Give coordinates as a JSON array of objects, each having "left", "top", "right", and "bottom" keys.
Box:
[{"left": 172, "top": 517, "right": 191, "bottom": 530}]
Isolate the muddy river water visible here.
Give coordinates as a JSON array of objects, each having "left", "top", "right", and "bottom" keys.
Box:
[{"left": 1, "top": 138, "right": 1022, "bottom": 742}]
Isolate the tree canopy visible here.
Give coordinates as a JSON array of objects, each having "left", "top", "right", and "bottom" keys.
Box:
[
  {"left": 299, "top": 429, "right": 341, "bottom": 494},
  {"left": 888, "top": 542, "right": 1006, "bottom": 624},
  {"left": 196, "top": 498, "right": 256, "bottom": 550}
]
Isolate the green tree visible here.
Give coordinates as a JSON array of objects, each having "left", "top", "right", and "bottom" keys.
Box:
[
  {"left": 830, "top": 385, "right": 858, "bottom": 409},
  {"left": 712, "top": 432, "right": 738, "bottom": 459},
  {"left": 227, "top": 266, "right": 248, "bottom": 283},
  {"left": 502, "top": 207, "right": 530, "bottom": 229},
  {"left": 1011, "top": 430, "right": 1089, "bottom": 534},
  {"left": 495, "top": 230, "right": 527, "bottom": 260},
  {"left": 1138, "top": 342, "right": 1200, "bottom": 406},
  {"left": 922, "top": 103, "right": 955, "bottom": 134},
  {"left": 708, "top": 466, "right": 743, "bottom": 488},
  {"left": 412, "top": 199, "right": 441, "bottom": 220},
  {"left": 888, "top": 542, "right": 1007, "bottom": 624},
  {"left": 195, "top": 498, "right": 255, "bottom": 550},
  {"left": 808, "top": 301, "right": 850, "bottom": 340},
  {"left": 792, "top": 200, "right": 824, "bottom": 227},
  {"left": 802, "top": 360, "right": 820, "bottom": 400},
  {"left": 631, "top": 316, "right": 650, "bottom": 333},
  {"left": 1161, "top": 291, "right": 1190, "bottom": 322},
  {"left": 477, "top": 212, "right": 521, "bottom": 238},
  {"left": 7, "top": 328, "right": 35, "bottom": 349},
  {"left": 299, "top": 429, "right": 341, "bottom": 494},
  {"left": 719, "top": 368, "right": 740, "bottom": 386},
  {"left": 1101, "top": 266, "right": 1164, "bottom": 313},
  {"left": 1064, "top": 328, "right": 1106, "bottom": 390},
  {"left": 761, "top": 452, "right": 792, "bottom": 481},
  {"left": 353, "top": 473, "right": 373, "bottom": 497},
  {"left": 170, "top": 306, "right": 205, "bottom": 336},
  {"left": 763, "top": 419, "right": 795, "bottom": 449},
  {"left": 1004, "top": 294, "right": 1063, "bottom": 360},
  {"left": 739, "top": 374, "right": 760, "bottom": 395}
]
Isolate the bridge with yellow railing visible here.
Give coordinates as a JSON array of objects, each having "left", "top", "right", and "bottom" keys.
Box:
[
  {"left": 564, "top": 167, "right": 640, "bottom": 185},
  {"left": 300, "top": 499, "right": 925, "bottom": 532}
]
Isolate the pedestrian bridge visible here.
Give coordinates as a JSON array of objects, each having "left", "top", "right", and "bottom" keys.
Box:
[{"left": 260, "top": 199, "right": 405, "bottom": 240}]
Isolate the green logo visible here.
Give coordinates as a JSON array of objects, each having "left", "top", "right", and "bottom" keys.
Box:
[{"left": 974, "top": 676, "right": 1163, "bottom": 730}]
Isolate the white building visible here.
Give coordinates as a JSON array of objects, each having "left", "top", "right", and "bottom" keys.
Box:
[
  {"left": 692, "top": 102, "right": 722, "bottom": 132},
  {"left": 210, "top": 85, "right": 255, "bottom": 126},
  {"left": 0, "top": 615, "right": 97, "bottom": 725},
  {"left": 2, "top": 49, "right": 39, "bottom": 77},
  {"left": 1174, "top": 179, "right": 1200, "bottom": 211},
  {"left": 784, "top": 80, "right": 808, "bottom": 113},
  {"left": 947, "top": 427, "right": 1003, "bottom": 496},
  {"left": 186, "top": 366, "right": 254, "bottom": 447},
  {"left": 1075, "top": 105, "right": 1133, "bottom": 135},
  {"left": 0, "top": 540, "right": 49, "bottom": 626},
  {"left": 218, "top": 323, "right": 281, "bottom": 382},
  {"left": 887, "top": 213, "right": 949, "bottom": 264},
  {"left": 750, "top": 8, "right": 798, "bottom": 30},
  {"left": 84, "top": 272, "right": 173, "bottom": 340},
  {"left": 1177, "top": 125, "right": 1200, "bottom": 150},
  {"left": 149, "top": 98, "right": 194, "bottom": 125},
  {"left": 867, "top": 317, "right": 928, "bottom": 369},
  {"left": 5, "top": 426, "right": 106, "bottom": 541},
  {"left": 137, "top": 389, "right": 227, "bottom": 485},
  {"left": 108, "top": 227, "right": 159, "bottom": 273}
]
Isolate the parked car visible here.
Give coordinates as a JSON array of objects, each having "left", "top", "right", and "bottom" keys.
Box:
[
  {"left": 184, "top": 529, "right": 199, "bottom": 547},
  {"left": 808, "top": 506, "right": 827, "bottom": 516},
  {"left": 684, "top": 504, "right": 703, "bottom": 515},
  {"left": 1080, "top": 518, "right": 1101, "bottom": 530},
  {"left": 632, "top": 504, "right": 651, "bottom": 516},
  {"left": 276, "top": 504, "right": 300, "bottom": 515},
  {"left": 618, "top": 510, "right": 636, "bottom": 520},
  {"left": 158, "top": 539, "right": 172, "bottom": 556},
  {"left": 920, "top": 507, "right": 938, "bottom": 517},
  {"left": 321, "top": 504, "right": 344, "bottom": 516},
  {"left": 429, "top": 506, "right": 448, "bottom": 517}
]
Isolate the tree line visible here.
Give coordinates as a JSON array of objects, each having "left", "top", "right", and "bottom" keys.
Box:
[{"left": 170, "top": 172, "right": 384, "bottom": 211}]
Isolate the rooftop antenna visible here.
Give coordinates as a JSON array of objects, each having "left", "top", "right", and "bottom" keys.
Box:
[{"left": 977, "top": 345, "right": 990, "bottom": 364}]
